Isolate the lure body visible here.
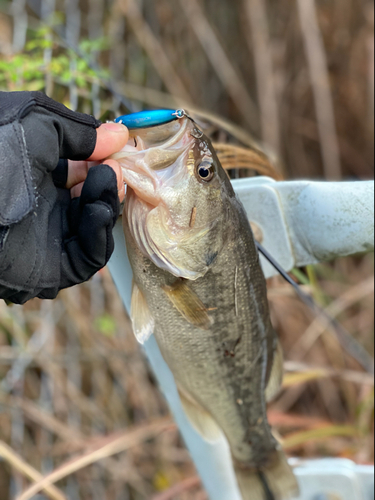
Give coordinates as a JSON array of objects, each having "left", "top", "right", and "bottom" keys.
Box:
[{"left": 115, "top": 109, "right": 186, "bottom": 130}]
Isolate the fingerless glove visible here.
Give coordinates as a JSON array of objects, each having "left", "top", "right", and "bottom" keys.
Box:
[{"left": 0, "top": 91, "right": 120, "bottom": 304}]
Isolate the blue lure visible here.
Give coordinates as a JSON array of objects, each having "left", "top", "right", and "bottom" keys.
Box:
[{"left": 115, "top": 109, "right": 187, "bottom": 130}]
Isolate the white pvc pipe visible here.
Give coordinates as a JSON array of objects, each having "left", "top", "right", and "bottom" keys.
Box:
[
  {"left": 233, "top": 179, "right": 374, "bottom": 278},
  {"left": 277, "top": 180, "right": 374, "bottom": 266}
]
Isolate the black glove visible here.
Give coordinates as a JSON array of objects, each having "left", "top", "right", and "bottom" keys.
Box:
[{"left": 0, "top": 91, "right": 120, "bottom": 304}]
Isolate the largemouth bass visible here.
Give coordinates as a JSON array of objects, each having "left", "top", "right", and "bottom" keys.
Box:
[{"left": 113, "top": 115, "right": 299, "bottom": 500}]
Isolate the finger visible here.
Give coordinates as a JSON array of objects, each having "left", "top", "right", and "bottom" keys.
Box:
[
  {"left": 70, "top": 161, "right": 125, "bottom": 202},
  {"left": 69, "top": 159, "right": 125, "bottom": 201},
  {"left": 20, "top": 93, "right": 101, "bottom": 161},
  {"left": 63, "top": 203, "right": 115, "bottom": 286},
  {"left": 79, "top": 165, "right": 120, "bottom": 223},
  {"left": 66, "top": 161, "right": 89, "bottom": 189},
  {"left": 88, "top": 123, "right": 129, "bottom": 161},
  {"left": 71, "top": 181, "right": 84, "bottom": 199},
  {"left": 102, "top": 159, "right": 125, "bottom": 202},
  {"left": 67, "top": 160, "right": 104, "bottom": 189}
]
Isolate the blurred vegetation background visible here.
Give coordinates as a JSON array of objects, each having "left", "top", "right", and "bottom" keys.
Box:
[{"left": 0, "top": 0, "right": 374, "bottom": 499}]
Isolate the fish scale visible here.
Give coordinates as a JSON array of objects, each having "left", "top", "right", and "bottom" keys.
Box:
[
  {"left": 116, "top": 113, "right": 299, "bottom": 500},
  {"left": 125, "top": 186, "right": 276, "bottom": 465}
]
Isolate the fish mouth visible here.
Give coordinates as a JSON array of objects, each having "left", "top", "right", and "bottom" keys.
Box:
[
  {"left": 111, "top": 118, "right": 195, "bottom": 206},
  {"left": 112, "top": 117, "right": 212, "bottom": 280}
]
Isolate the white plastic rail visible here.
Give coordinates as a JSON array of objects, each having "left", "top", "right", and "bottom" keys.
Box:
[{"left": 233, "top": 178, "right": 374, "bottom": 279}]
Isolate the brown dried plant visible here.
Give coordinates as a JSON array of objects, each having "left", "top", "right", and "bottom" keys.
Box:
[{"left": 0, "top": 0, "right": 373, "bottom": 499}]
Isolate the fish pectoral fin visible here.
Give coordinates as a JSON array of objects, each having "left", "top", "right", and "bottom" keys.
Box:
[
  {"left": 178, "top": 388, "right": 223, "bottom": 444},
  {"left": 265, "top": 341, "right": 284, "bottom": 403},
  {"left": 162, "top": 280, "right": 212, "bottom": 330},
  {"left": 130, "top": 282, "right": 155, "bottom": 345}
]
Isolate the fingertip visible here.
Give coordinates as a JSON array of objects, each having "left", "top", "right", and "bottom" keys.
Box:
[
  {"left": 71, "top": 159, "right": 125, "bottom": 206},
  {"left": 89, "top": 123, "right": 129, "bottom": 161}
]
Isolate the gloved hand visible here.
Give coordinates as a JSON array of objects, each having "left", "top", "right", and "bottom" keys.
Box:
[{"left": 0, "top": 91, "right": 128, "bottom": 304}]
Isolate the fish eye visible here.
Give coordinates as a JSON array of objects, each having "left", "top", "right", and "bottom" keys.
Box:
[{"left": 196, "top": 158, "right": 215, "bottom": 182}]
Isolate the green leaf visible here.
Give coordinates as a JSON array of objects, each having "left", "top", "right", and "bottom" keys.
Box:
[
  {"left": 95, "top": 314, "right": 117, "bottom": 337},
  {"left": 24, "top": 80, "right": 46, "bottom": 92}
]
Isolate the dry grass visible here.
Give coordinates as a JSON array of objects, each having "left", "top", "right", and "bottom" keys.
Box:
[
  {"left": 0, "top": 273, "right": 195, "bottom": 500},
  {"left": 0, "top": 0, "right": 373, "bottom": 498}
]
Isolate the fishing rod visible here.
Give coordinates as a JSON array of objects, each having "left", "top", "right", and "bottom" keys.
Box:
[{"left": 256, "top": 242, "right": 374, "bottom": 375}]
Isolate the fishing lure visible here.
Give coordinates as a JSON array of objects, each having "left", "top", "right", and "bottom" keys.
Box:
[{"left": 115, "top": 109, "right": 189, "bottom": 130}]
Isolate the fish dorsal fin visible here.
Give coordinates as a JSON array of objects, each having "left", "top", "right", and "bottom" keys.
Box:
[
  {"left": 130, "top": 282, "right": 155, "bottom": 344},
  {"left": 178, "top": 388, "right": 223, "bottom": 444},
  {"left": 162, "top": 280, "right": 213, "bottom": 330},
  {"left": 265, "top": 341, "right": 284, "bottom": 402}
]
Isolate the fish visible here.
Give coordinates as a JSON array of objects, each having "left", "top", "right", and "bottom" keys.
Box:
[{"left": 112, "top": 113, "right": 299, "bottom": 500}]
